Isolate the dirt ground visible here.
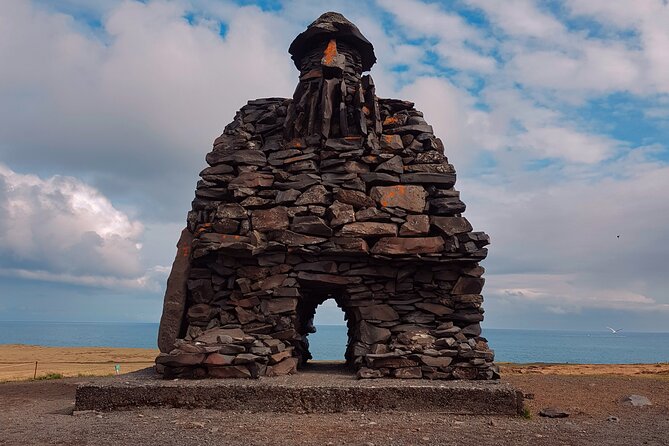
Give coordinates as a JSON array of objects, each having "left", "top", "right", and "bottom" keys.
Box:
[{"left": 1, "top": 362, "right": 668, "bottom": 446}]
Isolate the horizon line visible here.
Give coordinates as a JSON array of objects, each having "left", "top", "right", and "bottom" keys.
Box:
[{"left": 0, "top": 320, "right": 667, "bottom": 334}]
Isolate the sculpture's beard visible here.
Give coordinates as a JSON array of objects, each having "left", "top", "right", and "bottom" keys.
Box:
[{"left": 283, "top": 41, "right": 381, "bottom": 140}]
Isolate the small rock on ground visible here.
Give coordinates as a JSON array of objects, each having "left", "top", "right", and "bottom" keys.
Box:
[
  {"left": 539, "top": 407, "right": 570, "bottom": 418},
  {"left": 622, "top": 394, "right": 652, "bottom": 407}
]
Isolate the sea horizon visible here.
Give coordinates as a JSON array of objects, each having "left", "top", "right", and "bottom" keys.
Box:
[
  {"left": 1, "top": 321, "right": 668, "bottom": 364},
  {"left": 2, "top": 320, "right": 668, "bottom": 334}
]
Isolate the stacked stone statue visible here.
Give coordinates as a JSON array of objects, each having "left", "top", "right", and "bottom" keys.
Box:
[{"left": 156, "top": 12, "right": 498, "bottom": 380}]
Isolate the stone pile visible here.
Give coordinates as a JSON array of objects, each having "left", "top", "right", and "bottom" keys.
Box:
[{"left": 156, "top": 12, "right": 498, "bottom": 381}]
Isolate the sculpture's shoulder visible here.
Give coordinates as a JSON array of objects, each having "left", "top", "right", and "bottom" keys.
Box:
[
  {"left": 376, "top": 97, "right": 447, "bottom": 164},
  {"left": 377, "top": 97, "right": 416, "bottom": 112},
  {"left": 377, "top": 97, "right": 434, "bottom": 135},
  {"left": 221, "top": 97, "right": 292, "bottom": 140}
]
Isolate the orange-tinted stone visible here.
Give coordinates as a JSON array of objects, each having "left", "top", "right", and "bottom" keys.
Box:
[
  {"left": 322, "top": 39, "right": 338, "bottom": 65},
  {"left": 370, "top": 185, "right": 427, "bottom": 212}
]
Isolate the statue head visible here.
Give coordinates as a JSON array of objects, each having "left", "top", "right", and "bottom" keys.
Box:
[{"left": 288, "top": 12, "right": 376, "bottom": 77}]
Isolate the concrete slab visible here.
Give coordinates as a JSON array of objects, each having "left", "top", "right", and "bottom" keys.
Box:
[{"left": 75, "top": 362, "right": 523, "bottom": 415}]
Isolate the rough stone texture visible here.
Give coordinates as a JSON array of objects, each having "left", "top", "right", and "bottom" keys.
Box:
[
  {"left": 431, "top": 216, "right": 473, "bottom": 236},
  {"left": 156, "top": 12, "right": 497, "bottom": 381},
  {"left": 370, "top": 236, "right": 445, "bottom": 255},
  {"left": 400, "top": 214, "right": 430, "bottom": 236},
  {"left": 339, "top": 222, "right": 398, "bottom": 237},
  {"left": 622, "top": 395, "right": 652, "bottom": 407},
  {"left": 252, "top": 207, "right": 290, "bottom": 232},
  {"left": 370, "top": 185, "right": 427, "bottom": 212},
  {"left": 157, "top": 229, "right": 194, "bottom": 352},
  {"left": 75, "top": 367, "right": 522, "bottom": 414},
  {"left": 539, "top": 408, "right": 570, "bottom": 418}
]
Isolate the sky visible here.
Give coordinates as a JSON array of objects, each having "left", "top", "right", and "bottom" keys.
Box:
[{"left": 0, "top": 0, "right": 668, "bottom": 332}]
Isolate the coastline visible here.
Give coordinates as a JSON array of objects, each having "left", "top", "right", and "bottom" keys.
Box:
[{"left": 1, "top": 344, "right": 668, "bottom": 382}]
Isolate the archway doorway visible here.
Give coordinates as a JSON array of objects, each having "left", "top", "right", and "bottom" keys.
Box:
[
  {"left": 310, "top": 299, "right": 346, "bottom": 361},
  {"left": 295, "top": 290, "right": 357, "bottom": 369}
]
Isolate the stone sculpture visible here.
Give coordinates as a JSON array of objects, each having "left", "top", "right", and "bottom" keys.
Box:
[{"left": 156, "top": 12, "right": 498, "bottom": 380}]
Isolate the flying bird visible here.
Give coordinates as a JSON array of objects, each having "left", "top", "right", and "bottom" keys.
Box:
[{"left": 607, "top": 327, "right": 623, "bottom": 334}]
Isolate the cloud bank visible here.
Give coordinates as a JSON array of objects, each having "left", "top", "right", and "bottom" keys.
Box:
[{"left": 0, "top": 164, "right": 163, "bottom": 289}]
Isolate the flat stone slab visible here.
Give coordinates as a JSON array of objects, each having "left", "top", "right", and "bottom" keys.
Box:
[{"left": 75, "top": 363, "right": 523, "bottom": 415}]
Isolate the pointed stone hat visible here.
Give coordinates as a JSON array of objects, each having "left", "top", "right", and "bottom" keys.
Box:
[{"left": 288, "top": 11, "right": 377, "bottom": 72}]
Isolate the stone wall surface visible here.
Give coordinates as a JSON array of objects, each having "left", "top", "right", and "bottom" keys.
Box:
[{"left": 156, "top": 12, "right": 498, "bottom": 381}]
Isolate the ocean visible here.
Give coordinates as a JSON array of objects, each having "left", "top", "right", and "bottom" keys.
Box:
[{"left": 1, "top": 321, "right": 668, "bottom": 364}]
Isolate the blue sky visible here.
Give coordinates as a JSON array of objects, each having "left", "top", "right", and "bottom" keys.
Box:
[{"left": 1, "top": 0, "right": 668, "bottom": 331}]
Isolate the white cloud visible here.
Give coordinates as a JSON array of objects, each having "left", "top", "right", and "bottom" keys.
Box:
[
  {"left": 397, "top": 77, "right": 619, "bottom": 166},
  {"left": 517, "top": 126, "right": 617, "bottom": 163},
  {"left": 0, "top": 163, "right": 164, "bottom": 288},
  {"left": 0, "top": 266, "right": 168, "bottom": 290},
  {"left": 507, "top": 44, "right": 642, "bottom": 95},
  {"left": 469, "top": 0, "right": 669, "bottom": 96},
  {"left": 377, "top": 0, "right": 496, "bottom": 73},
  {"left": 564, "top": 0, "right": 662, "bottom": 28},
  {"left": 466, "top": 0, "right": 565, "bottom": 39},
  {"left": 0, "top": 0, "right": 296, "bottom": 218},
  {"left": 465, "top": 154, "right": 669, "bottom": 314},
  {"left": 488, "top": 273, "right": 669, "bottom": 313}
]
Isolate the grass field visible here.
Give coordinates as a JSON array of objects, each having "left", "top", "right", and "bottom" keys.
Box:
[{"left": 0, "top": 344, "right": 157, "bottom": 381}]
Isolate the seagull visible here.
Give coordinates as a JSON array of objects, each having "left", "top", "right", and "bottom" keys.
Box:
[{"left": 607, "top": 327, "right": 623, "bottom": 334}]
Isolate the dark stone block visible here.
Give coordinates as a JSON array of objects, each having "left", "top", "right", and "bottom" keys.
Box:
[
  {"left": 334, "top": 189, "right": 376, "bottom": 208},
  {"left": 358, "top": 304, "right": 399, "bottom": 321},
  {"left": 294, "top": 261, "right": 338, "bottom": 274},
  {"left": 158, "top": 229, "right": 193, "bottom": 352},
  {"left": 370, "top": 185, "right": 427, "bottom": 213},
  {"left": 291, "top": 215, "right": 333, "bottom": 236},
  {"left": 156, "top": 352, "right": 206, "bottom": 367},
  {"left": 229, "top": 172, "right": 274, "bottom": 189},
  {"left": 339, "top": 222, "right": 398, "bottom": 237},
  {"left": 371, "top": 237, "right": 444, "bottom": 255},
  {"left": 430, "top": 216, "right": 473, "bottom": 236},
  {"left": 206, "top": 150, "right": 267, "bottom": 166},
  {"left": 297, "top": 271, "right": 360, "bottom": 287},
  {"left": 430, "top": 198, "right": 467, "bottom": 215},
  {"left": 358, "top": 321, "right": 391, "bottom": 344},
  {"left": 267, "top": 230, "right": 327, "bottom": 246},
  {"left": 261, "top": 298, "right": 298, "bottom": 315},
  {"left": 452, "top": 277, "right": 485, "bottom": 295},
  {"left": 400, "top": 173, "right": 455, "bottom": 188},
  {"left": 385, "top": 124, "right": 433, "bottom": 135},
  {"left": 252, "top": 207, "right": 290, "bottom": 232},
  {"left": 360, "top": 172, "right": 400, "bottom": 185}
]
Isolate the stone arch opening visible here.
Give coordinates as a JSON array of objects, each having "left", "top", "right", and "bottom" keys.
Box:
[{"left": 295, "top": 289, "right": 357, "bottom": 368}]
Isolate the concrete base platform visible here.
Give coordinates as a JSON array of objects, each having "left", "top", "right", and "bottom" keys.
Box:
[{"left": 75, "top": 362, "right": 523, "bottom": 415}]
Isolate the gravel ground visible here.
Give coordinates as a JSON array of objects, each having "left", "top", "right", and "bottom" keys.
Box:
[{"left": 1, "top": 369, "right": 668, "bottom": 446}]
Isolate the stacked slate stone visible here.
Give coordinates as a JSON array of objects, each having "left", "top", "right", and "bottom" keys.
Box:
[{"left": 156, "top": 12, "right": 498, "bottom": 381}]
